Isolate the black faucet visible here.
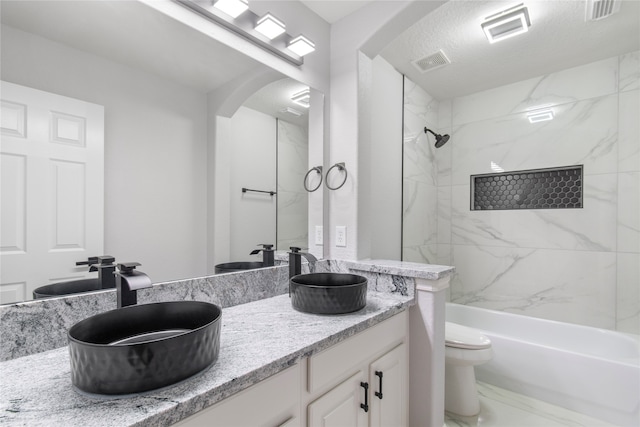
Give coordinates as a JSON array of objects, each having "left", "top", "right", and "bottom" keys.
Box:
[
  {"left": 288, "top": 247, "right": 318, "bottom": 279},
  {"left": 114, "top": 262, "right": 152, "bottom": 308},
  {"left": 250, "top": 244, "right": 275, "bottom": 267},
  {"left": 76, "top": 255, "right": 116, "bottom": 289}
]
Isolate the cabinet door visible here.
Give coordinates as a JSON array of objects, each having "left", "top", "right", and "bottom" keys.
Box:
[
  {"left": 369, "top": 344, "right": 407, "bottom": 427},
  {"left": 308, "top": 372, "right": 368, "bottom": 427}
]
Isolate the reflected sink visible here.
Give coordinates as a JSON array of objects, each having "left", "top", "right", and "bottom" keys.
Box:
[
  {"left": 290, "top": 273, "right": 368, "bottom": 315},
  {"left": 33, "top": 278, "right": 106, "bottom": 299},
  {"left": 68, "top": 301, "right": 221, "bottom": 395},
  {"left": 214, "top": 261, "right": 264, "bottom": 274}
]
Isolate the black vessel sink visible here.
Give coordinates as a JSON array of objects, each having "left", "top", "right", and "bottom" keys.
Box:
[
  {"left": 214, "top": 261, "right": 264, "bottom": 274},
  {"left": 68, "top": 301, "right": 221, "bottom": 395},
  {"left": 290, "top": 273, "right": 368, "bottom": 315},
  {"left": 33, "top": 278, "right": 106, "bottom": 299}
]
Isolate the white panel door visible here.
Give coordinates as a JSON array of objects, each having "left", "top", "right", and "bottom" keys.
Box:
[{"left": 0, "top": 81, "right": 104, "bottom": 303}]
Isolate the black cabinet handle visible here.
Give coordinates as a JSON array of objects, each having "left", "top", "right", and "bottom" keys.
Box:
[
  {"left": 375, "top": 371, "right": 383, "bottom": 399},
  {"left": 360, "top": 382, "right": 369, "bottom": 412}
]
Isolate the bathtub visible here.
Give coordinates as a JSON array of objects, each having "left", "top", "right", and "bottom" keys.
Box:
[{"left": 446, "top": 303, "right": 640, "bottom": 426}]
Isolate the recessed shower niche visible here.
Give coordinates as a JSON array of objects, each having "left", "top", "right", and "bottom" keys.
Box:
[{"left": 471, "top": 165, "right": 583, "bottom": 211}]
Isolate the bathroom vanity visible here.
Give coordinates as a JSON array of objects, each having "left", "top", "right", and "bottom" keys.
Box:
[{"left": 0, "top": 259, "right": 453, "bottom": 426}]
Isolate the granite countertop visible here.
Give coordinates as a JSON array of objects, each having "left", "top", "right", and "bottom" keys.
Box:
[{"left": 0, "top": 291, "right": 413, "bottom": 426}]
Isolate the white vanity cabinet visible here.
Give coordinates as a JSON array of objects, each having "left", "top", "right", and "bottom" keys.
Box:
[
  {"left": 173, "top": 310, "right": 408, "bottom": 427},
  {"left": 305, "top": 311, "right": 408, "bottom": 427}
]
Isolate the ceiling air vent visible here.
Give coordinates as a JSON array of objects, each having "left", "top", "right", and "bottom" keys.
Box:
[
  {"left": 411, "top": 50, "right": 450, "bottom": 73},
  {"left": 586, "top": 0, "right": 621, "bottom": 21}
]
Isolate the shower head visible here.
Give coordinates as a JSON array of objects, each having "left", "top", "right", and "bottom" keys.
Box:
[{"left": 424, "top": 127, "right": 450, "bottom": 148}]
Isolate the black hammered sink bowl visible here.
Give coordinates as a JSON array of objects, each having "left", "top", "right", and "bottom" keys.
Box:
[
  {"left": 214, "top": 261, "right": 264, "bottom": 274},
  {"left": 33, "top": 278, "right": 107, "bottom": 299},
  {"left": 290, "top": 273, "right": 367, "bottom": 315},
  {"left": 68, "top": 301, "right": 221, "bottom": 395}
]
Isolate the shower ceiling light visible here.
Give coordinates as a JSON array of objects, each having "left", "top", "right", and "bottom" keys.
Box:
[
  {"left": 212, "top": 0, "right": 248, "bottom": 18},
  {"left": 280, "top": 107, "right": 303, "bottom": 117},
  {"left": 291, "top": 88, "right": 311, "bottom": 108},
  {"left": 255, "top": 13, "right": 286, "bottom": 39},
  {"left": 527, "top": 108, "right": 554, "bottom": 123},
  {"left": 481, "top": 3, "right": 531, "bottom": 43},
  {"left": 288, "top": 35, "right": 316, "bottom": 57}
]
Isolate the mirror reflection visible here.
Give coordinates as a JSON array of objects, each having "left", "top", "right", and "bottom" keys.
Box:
[{"left": 0, "top": 0, "right": 323, "bottom": 304}]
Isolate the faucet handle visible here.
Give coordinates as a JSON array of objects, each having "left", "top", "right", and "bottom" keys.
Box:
[
  {"left": 117, "top": 262, "right": 141, "bottom": 274},
  {"left": 98, "top": 255, "right": 115, "bottom": 265},
  {"left": 76, "top": 256, "right": 99, "bottom": 267}
]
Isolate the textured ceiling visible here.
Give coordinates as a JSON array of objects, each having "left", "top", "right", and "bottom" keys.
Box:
[{"left": 380, "top": 0, "right": 640, "bottom": 100}]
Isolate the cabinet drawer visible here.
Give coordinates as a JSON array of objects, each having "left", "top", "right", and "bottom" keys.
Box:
[
  {"left": 174, "top": 363, "right": 300, "bottom": 427},
  {"left": 308, "top": 311, "right": 407, "bottom": 394}
]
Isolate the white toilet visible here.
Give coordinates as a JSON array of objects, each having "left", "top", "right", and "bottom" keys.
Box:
[{"left": 444, "top": 321, "right": 493, "bottom": 416}]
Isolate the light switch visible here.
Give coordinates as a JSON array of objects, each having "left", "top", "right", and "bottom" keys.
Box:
[
  {"left": 335, "top": 226, "right": 347, "bottom": 247},
  {"left": 315, "top": 226, "right": 323, "bottom": 245}
]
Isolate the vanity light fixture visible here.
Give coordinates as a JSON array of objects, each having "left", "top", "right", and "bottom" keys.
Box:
[
  {"left": 288, "top": 35, "right": 315, "bottom": 57},
  {"left": 255, "top": 13, "right": 286, "bottom": 40},
  {"left": 212, "top": 0, "right": 248, "bottom": 18},
  {"left": 291, "top": 88, "right": 311, "bottom": 108},
  {"left": 527, "top": 108, "right": 554, "bottom": 123},
  {"left": 176, "top": 0, "right": 314, "bottom": 66},
  {"left": 481, "top": 3, "right": 531, "bottom": 43}
]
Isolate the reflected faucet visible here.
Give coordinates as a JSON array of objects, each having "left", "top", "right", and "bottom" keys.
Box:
[
  {"left": 76, "top": 255, "right": 116, "bottom": 290},
  {"left": 288, "top": 247, "right": 318, "bottom": 279},
  {"left": 250, "top": 244, "right": 275, "bottom": 267},
  {"left": 114, "top": 262, "right": 152, "bottom": 308}
]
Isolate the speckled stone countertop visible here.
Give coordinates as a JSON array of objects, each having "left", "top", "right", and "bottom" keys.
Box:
[{"left": 0, "top": 291, "right": 412, "bottom": 426}]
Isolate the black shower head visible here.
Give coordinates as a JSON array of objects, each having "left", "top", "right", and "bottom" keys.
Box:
[{"left": 424, "top": 127, "right": 450, "bottom": 148}]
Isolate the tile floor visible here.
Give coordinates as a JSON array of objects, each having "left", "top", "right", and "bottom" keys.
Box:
[{"left": 444, "top": 382, "right": 616, "bottom": 427}]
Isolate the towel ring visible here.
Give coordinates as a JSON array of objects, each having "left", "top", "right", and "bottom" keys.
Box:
[
  {"left": 325, "top": 162, "right": 348, "bottom": 190},
  {"left": 304, "top": 166, "right": 323, "bottom": 192}
]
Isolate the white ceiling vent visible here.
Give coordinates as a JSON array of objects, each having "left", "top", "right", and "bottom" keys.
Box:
[
  {"left": 586, "top": 0, "right": 621, "bottom": 21},
  {"left": 411, "top": 50, "right": 450, "bottom": 73}
]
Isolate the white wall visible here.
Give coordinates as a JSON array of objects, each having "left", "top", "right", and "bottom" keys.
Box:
[
  {"left": 227, "top": 107, "right": 277, "bottom": 262},
  {"left": 367, "top": 56, "right": 403, "bottom": 260},
  {"left": 1, "top": 25, "right": 208, "bottom": 283},
  {"left": 430, "top": 51, "right": 639, "bottom": 332}
]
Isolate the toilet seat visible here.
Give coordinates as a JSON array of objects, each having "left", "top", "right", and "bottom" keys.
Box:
[{"left": 445, "top": 322, "right": 491, "bottom": 350}]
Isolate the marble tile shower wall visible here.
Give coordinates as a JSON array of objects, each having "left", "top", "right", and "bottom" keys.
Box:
[
  {"left": 435, "top": 51, "right": 639, "bottom": 332},
  {"left": 402, "top": 78, "right": 440, "bottom": 264},
  {"left": 277, "top": 120, "right": 308, "bottom": 250}
]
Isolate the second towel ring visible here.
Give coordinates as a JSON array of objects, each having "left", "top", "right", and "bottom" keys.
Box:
[
  {"left": 304, "top": 166, "right": 323, "bottom": 192},
  {"left": 326, "top": 162, "right": 348, "bottom": 190}
]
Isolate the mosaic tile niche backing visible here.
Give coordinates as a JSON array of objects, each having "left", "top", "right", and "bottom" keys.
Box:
[{"left": 471, "top": 166, "right": 583, "bottom": 211}]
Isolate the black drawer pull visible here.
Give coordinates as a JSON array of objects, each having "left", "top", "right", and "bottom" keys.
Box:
[
  {"left": 375, "top": 371, "right": 383, "bottom": 399},
  {"left": 360, "top": 382, "right": 369, "bottom": 412}
]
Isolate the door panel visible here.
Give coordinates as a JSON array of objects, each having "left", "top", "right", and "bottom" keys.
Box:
[{"left": 0, "top": 81, "right": 104, "bottom": 303}]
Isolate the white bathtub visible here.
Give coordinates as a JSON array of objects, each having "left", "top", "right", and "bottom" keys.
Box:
[{"left": 446, "top": 303, "right": 640, "bottom": 426}]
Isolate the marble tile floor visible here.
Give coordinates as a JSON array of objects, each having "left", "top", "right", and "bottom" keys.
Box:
[{"left": 445, "top": 382, "right": 616, "bottom": 427}]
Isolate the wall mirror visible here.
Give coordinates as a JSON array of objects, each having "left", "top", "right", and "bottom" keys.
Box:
[{"left": 0, "top": 0, "right": 324, "bottom": 304}]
